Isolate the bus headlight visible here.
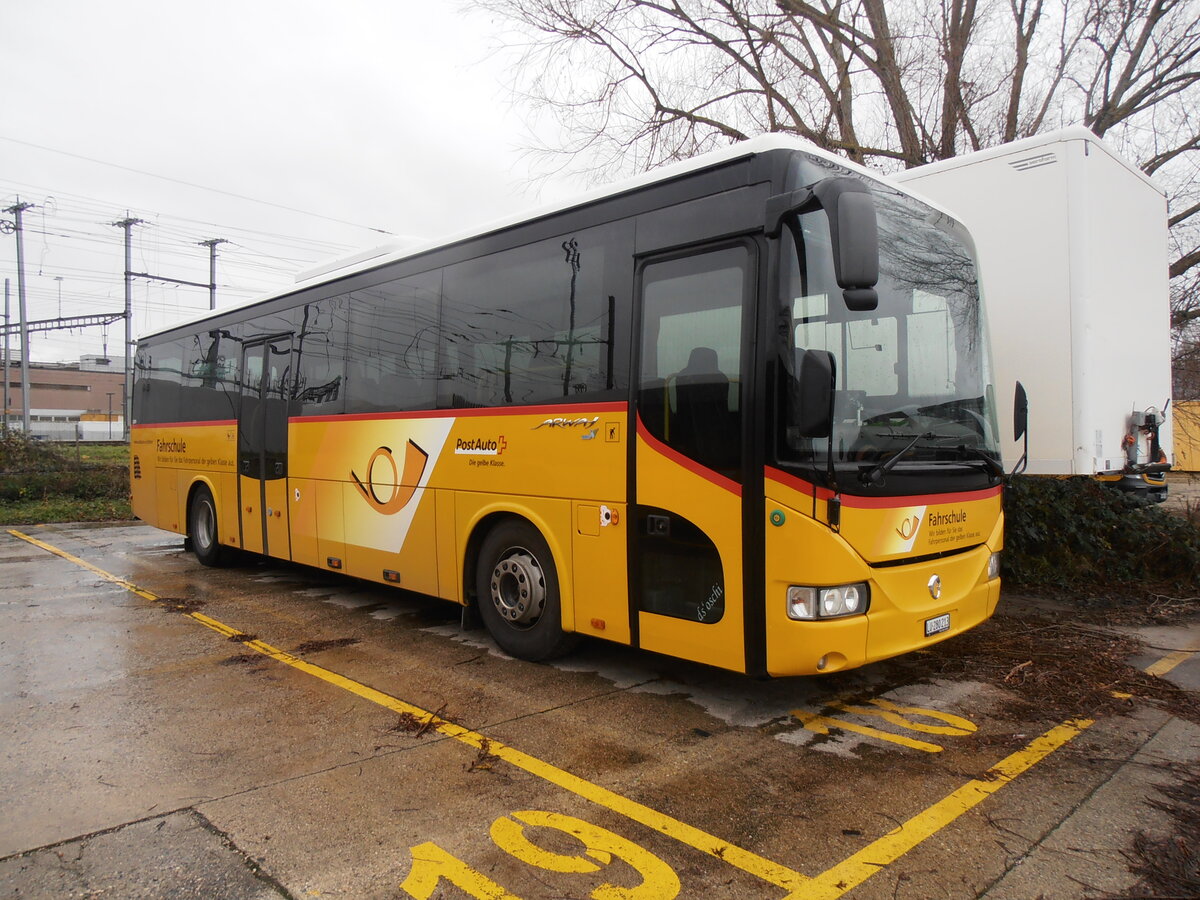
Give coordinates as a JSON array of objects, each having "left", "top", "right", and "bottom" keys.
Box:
[
  {"left": 787, "top": 583, "right": 869, "bottom": 620},
  {"left": 988, "top": 552, "right": 1001, "bottom": 580}
]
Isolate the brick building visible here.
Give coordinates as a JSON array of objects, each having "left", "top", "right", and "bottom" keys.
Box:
[{"left": 2, "top": 356, "right": 125, "bottom": 440}]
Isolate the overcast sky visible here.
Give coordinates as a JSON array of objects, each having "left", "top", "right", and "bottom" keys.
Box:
[{"left": 1, "top": 1, "right": 585, "bottom": 364}]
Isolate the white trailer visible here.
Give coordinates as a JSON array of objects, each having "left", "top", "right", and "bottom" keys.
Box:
[{"left": 893, "top": 127, "right": 1173, "bottom": 499}]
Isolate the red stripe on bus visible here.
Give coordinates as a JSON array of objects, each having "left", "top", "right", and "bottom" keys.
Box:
[
  {"left": 636, "top": 417, "right": 742, "bottom": 497},
  {"left": 131, "top": 420, "right": 236, "bottom": 429},
  {"left": 290, "top": 402, "right": 627, "bottom": 425},
  {"left": 764, "top": 466, "right": 1001, "bottom": 508}
]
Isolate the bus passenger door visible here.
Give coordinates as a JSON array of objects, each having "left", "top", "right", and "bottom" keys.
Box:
[
  {"left": 633, "top": 243, "right": 754, "bottom": 673},
  {"left": 238, "top": 335, "right": 293, "bottom": 559}
]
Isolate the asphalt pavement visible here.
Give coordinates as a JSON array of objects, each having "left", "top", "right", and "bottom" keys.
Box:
[{"left": 1, "top": 522, "right": 1196, "bottom": 899}]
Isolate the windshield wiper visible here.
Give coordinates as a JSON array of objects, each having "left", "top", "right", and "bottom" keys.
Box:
[
  {"left": 860, "top": 439, "right": 1004, "bottom": 487},
  {"left": 859, "top": 431, "right": 934, "bottom": 486},
  {"left": 953, "top": 445, "right": 1004, "bottom": 482}
]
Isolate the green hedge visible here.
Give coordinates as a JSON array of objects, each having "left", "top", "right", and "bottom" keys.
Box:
[
  {"left": 1003, "top": 475, "right": 1200, "bottom": 592},
  {"left": 0, "top": 467, "right": 128, "bottom": 502},
  {"left": 0, "top": 431, "right": 128, "bottom": 503}
]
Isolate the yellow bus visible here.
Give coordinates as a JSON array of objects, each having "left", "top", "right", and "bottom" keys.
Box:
[{"left": 131, "top": 135, "right": 1012, "bottom": 677}]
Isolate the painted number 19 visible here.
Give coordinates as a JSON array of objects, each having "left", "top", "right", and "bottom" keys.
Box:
[{"left": 401, "top": 809, "right": 680, "bottom": 899}]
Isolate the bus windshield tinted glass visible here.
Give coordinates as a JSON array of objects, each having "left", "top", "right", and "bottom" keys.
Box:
[{"left": 780, "top": 187, "right": 1001, "bottom": 487}]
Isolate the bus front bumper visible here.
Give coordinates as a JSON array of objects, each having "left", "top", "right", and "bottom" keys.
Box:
[{"left": 765, "top": 543, "right": 1001, "bottom": 677}]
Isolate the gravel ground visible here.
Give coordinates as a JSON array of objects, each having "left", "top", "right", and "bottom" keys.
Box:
[{"left": 1166, "top": 471, "right": 1200, "bottom": 513}]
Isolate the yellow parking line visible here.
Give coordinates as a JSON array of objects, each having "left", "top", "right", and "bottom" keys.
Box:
[
  {"left": 14, "top": 528, "right": 1158, "bottom": 900},
  {"left": 1144, "top": 642, "right": 1199, "bottom": 677},
  {"left": 786, "top": 718, "right": 1093, "bottom": 899},
  {"left": 11, "top": 529, "right": 161, "bottom": 604},
  {"left": 7, "top": 529, "right": 808, "bottom": 893},
  {"left": 792, "top": 709, "right": 945, "bottom": 753}
]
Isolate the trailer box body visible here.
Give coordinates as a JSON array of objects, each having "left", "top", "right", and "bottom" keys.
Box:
[{"left": 893, "top": 128, "right": 1172, "bottom": 482}]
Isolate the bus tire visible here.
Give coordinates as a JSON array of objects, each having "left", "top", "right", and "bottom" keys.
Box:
[
  {"left": 475, "top": 519, "right": 578, "bottom": 662},
  {"left": 188, "top": 484, "right": 227, "bottom": 568}
]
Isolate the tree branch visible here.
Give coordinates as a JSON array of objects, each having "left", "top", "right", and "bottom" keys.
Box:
[
  {"left": 1170, "top": 246, "right": 1200, "bottom": 281},
  {"left": 1168, "top": 199, "right": 1200, "bottom": 229}
]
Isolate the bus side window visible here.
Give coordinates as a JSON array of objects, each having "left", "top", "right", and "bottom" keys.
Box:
[
  {"left": 671, "top": 346, "right": 737, "bottom": 470},
  {"left": 182, "top": 330, "right": 239, "bottom": 422},
  {"left": 295, "top": 297, "right": 346, "bottom": 416},
  {"left": 346, "top": 273, "right": 440, "bottom": 414},
  {"left": 137, "top": 339, "right": 186, "bottom": 425},
  {"left": 440, "top": 225, "right": 620, "bottom": 408},
  {"left": 639, "top": 246, "right": 749, "bottom": 478}
]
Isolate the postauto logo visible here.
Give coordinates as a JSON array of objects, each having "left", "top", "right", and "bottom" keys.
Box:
[{"left": 454, "top": 436, "right": 507, "bottom": 456}]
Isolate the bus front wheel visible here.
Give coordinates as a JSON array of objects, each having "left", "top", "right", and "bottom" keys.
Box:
[
  {"left": 475, "top": 519, "right": 577, "bottom": 662},
  {"left": 189, "top": 484, "right": 227, "bottom": 568}
]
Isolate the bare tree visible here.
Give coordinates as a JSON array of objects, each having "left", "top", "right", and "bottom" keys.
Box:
[{"left": 469, "top": 0, "right": 1200, "bottom": 393}]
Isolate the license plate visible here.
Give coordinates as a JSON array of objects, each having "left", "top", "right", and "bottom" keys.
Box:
[{"left": 925, "top": 613, "right": 951, "bottom": 637}]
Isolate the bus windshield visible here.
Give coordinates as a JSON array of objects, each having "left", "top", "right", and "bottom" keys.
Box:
[{"left": 778, "top": 181, "right": 1002, "bottom": 493}]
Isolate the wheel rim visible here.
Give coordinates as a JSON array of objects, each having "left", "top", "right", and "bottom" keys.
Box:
[
  {"left": 488, "top": 547, "right": 546, "bottom": 627},
  {"left": 194, "top": 498, "right": 216, "bottom": 550}
]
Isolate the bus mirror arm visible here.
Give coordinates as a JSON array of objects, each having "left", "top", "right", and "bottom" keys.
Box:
[
  {"left": 765, "top": 177, "right": 879, "bottom": 312},
  {"left": 1010, "top": 381, "right": 1029, "bottom": 477},
  {"left": 764, "top": 188, "right": 815, "bottom": 238},
  {"left": 790, "top": 349, "right": 840, "bottom": 513}
]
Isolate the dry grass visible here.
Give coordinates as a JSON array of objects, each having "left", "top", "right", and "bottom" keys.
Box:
[
  {"left": 387, "top": 704, "right": 447, "bottom": 739},
  {"left": 1125, "top": 763, "right": 1200, "bottom": 898},
  {"left": 892, "top": 613, "right": 1200, "bottom": 725}
]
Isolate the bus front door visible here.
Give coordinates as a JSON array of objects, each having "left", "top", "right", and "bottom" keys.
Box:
[
  {"left": 633, "top": 243, "right": 754, "bottom": 673},
  {"left": 238, "top": 334, "right": 293, "bottom": 559}
]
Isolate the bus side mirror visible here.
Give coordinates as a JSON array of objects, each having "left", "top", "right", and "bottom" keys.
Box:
[
  {"left": 1014, "top": 381, "right": 1028, "bottom": 441},
  {"left": 1011, "top": 381, "right": 1029, "bottom": 477},
  {"left": 813, "top": 178, "right": 878, "bottom": 312},
  {"left": 792, "top": 349, "right": 837, "bottom": 438},
  {"left": 766, "top": 177, "right": 879, "bottom": 312}
]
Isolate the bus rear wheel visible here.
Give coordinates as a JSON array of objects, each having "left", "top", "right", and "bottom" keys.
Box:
[
  {"left": 475, "top": 519, "right": 577, "bottom": 662},
  {"left": 188, "top": 484, "right": 227, "bottom": 567}
]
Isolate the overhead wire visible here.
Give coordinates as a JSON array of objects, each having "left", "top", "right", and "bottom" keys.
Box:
[
  {"left": 0, "top": 179, "right": 365, "bottom": 259},
  {"left": 1, "top": 180, "right": 375, "bottom": 362},
  {"left": 0, "top": 135, "right": 397, "bottom": 236}
]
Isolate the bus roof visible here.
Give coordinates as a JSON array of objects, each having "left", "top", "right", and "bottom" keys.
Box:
[{"left": 138, "top": 133, "right": 896, "bottom": 342}]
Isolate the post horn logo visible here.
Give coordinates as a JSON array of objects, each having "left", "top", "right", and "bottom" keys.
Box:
[
  {"left": 351, "top": 440, "right": 429, "bottom": 515},
  {"left": 896, "top": 515, "right": 920, "bottom": 541}
]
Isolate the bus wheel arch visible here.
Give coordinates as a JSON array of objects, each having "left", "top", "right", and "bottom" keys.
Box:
[
  {"left": 469, "top": 515, "right": 578, "bottom": 662},
  {"left": 186, "top": 480, "right": 228, "bottom": 568}
]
